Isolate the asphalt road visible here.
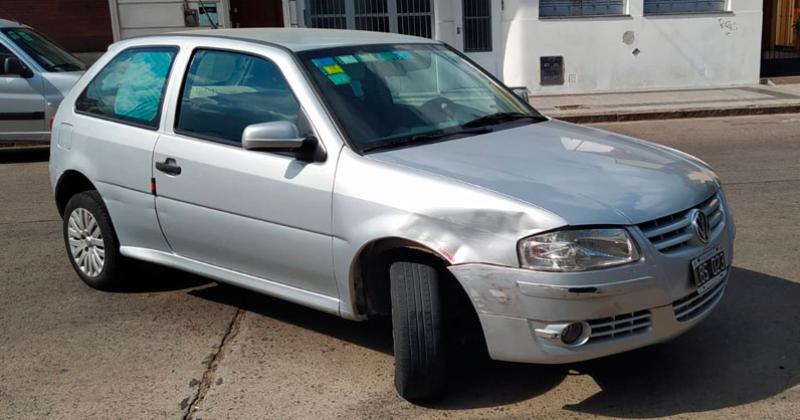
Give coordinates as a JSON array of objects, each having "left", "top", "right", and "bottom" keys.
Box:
[{"left": 1, "top": 114, "right": 799, "bottom": 419}]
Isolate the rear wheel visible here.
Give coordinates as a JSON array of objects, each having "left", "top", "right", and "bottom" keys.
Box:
[
  {"left": 63, "top": 191, "right": 126, "bottom": 290},
  {"left": 390, "top": 261, "right": 447, "bottom": 401}
]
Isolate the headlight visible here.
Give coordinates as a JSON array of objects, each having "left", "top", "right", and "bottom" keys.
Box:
[{"left": 519, "top": 228, "right": 640, "bottom": 272}]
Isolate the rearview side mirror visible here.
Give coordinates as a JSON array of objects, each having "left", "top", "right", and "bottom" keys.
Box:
[
  {"left": 242, "top": 121, "right": 326, "bottom": 162},
  {"left": 510, "top": 86, "right": 530, "bottom": 104},
  {"left": 3, "top": 56, "right": 33, "bottom": 78}
]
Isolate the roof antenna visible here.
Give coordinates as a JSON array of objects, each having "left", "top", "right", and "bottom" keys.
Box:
[{"left": 197, "top": 0, "right": 218, "bottom": 29}]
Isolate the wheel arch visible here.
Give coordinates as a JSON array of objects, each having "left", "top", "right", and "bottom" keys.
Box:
[
  {"left": 55, "top": 170, "right": 97, "bottom": 217},
  {"left": 350, "top": 237, "right": 454, "bottom": 317}
]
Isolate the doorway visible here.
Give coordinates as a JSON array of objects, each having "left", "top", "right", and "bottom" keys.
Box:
[
  {"left": 761, "top": 0, "right": 800, "bottom": 76},
  {"left": 230, "top": 0, "right": 284, "bottom": 28}
]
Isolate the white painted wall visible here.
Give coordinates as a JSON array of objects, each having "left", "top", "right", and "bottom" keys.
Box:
[
  {"left": 499, "top": 0, "right": 763, "bottom": 93},
  {"left": 109, "top": 0, "right": 231, "bottom": 41}
]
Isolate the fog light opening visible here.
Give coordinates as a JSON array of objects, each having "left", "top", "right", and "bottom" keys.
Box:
[{"left": 561, "top": 322, "right": 586, "bottom": 346}]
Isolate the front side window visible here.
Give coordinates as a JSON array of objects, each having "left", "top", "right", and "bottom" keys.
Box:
[
  {"left": 75, "top": 47, "right": 177, "bottom": 129},
  {"left": 0, "top": 27, "right": 85, "bottom": 72},
  {"left": 644, "top": 0, "right": 725, "bottom": 14},
  {"left": 539, "top": 0, "right": 625, "bottom": 17},
  {"left": 175, "top": 49, "right": 303, "bottom": 144},
  {"left": 298, "top": 44, "right": 543, "bottom": 153}
]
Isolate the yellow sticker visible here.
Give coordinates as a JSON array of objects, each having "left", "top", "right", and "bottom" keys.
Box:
[{"left": 323, "top": 64, "right": 344, "bottom": 75}]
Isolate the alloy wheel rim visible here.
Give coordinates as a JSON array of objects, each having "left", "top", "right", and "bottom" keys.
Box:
[{"left": 67, "top": 208, "right": 105, "bottom": 277}]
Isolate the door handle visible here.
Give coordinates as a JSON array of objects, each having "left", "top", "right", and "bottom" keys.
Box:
[{"left": 155, "top": 158, "right": 182, "bottom": 176}]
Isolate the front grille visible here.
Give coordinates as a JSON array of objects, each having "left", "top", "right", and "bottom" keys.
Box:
[
  {"left": 587, "top": 310, "right": 651, "bottom": 343},
  {"left": 637, "top": 193, "right": 724, "bottom": 253},
  {"left": 672, "top": 277, "right": 727, "bottom": 322}
]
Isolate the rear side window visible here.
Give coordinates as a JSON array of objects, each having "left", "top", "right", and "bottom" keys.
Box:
[
  {"left": 76, "top": 47, "right": 177, "bottom": 129},
  {"left": 175, "top": 49, "right": 302, "bottom": 144}
]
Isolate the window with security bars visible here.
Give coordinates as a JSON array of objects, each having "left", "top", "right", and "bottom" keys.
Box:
[
  {"left": 397, "top": 0, "right": 433, "bottom": 38},
  {"left": 308, "top": 0, "right": 348, "bottom": 29},
  {"left": 463, "top": 0, "right": 491, "bottom": 52},
  {"left": 539, "top": 0, "right": 625, "bottom": 17},
  {"left": 644, "top": 0, "right": 726, "bottom": 14},
  {"left": 305, "top": 0, "right": 433, "bottom": 38}
]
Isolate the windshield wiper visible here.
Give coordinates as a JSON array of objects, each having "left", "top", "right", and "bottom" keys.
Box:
[
  {"left": 362, "top": 127, "right": 491, "bottom": 153},
  {"left": 462, "top": 112, "right": 546, "bottom": 129}
]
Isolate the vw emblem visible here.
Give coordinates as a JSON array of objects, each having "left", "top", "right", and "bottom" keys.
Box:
[{"left": 690, "top": 209, "right": 710, "bottom": 243}]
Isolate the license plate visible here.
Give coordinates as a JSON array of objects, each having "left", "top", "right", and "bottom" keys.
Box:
[{"left": 691, "top": 247, "right": 727, "bottom": 292}]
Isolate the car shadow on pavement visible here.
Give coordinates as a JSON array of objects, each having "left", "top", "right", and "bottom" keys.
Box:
[
  {"left": 0, "top": 146, "right": 50, "bottom": 163},
  {"left": 561, "top": 266, "right": 799, "bottom": 418},
  {"left": 185, "top": 266, "right": 798, "bottom": 414},
  {"left": 117, "top": 262, "right": 212, "bottom": 293}
]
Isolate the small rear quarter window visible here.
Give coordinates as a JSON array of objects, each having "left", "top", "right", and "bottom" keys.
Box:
[{"left": 76, "top": 47, "right": 177, "bottom": 129}]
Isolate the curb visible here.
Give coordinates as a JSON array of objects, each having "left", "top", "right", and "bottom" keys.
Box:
[{"left": 547, "top": 104, "right": 800, "bottom": 123}]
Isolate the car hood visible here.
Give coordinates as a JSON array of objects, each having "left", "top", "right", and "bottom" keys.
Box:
[
  {"left": 367, "top": 119, "right": 719, "bottom": 225},
  {"left": 42, "top": 71, "right": 84, "bottom": 96}
]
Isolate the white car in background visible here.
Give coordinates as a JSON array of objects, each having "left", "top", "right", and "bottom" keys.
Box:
[{"left": 0, "top": 18, "right": 85, "bottom": 142}]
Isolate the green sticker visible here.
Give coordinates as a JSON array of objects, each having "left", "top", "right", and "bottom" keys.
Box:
[
  {"left": 356, "top": 53, "right": 378, "bottom": 62},
  {"left": 19, "top": 32, "right": 33, "bottom": 41},
  {"left": 328, "top": 72, "right": 351, "bottom": 85},
  {"left": 336, "top": 55, "right": 358, "bottom": 65},
  {"left": 377, "top": 51, "right": 396, "bottom": 61}
]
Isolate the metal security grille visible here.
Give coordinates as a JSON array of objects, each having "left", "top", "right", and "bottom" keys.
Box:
[
  {"left": 354, "top": 0, "right": 390, "bottom": 33},
  {"left": 463, "top": 0, "right": 491, "bottom": 52},
  {"left": 305, "top": 0, "right": 433, "bottom": 38},
  {"left": 644, "top": 0, "right": 725, "bottom": 14},
  {"left": 539, "top": 0, "right": 625, "bottom": 17},
  {"left": 308, "top": 0, "right": 348, "bottom": 29},
  {"left": 396, "top": 0, "right": 433, "bottom": 38}
]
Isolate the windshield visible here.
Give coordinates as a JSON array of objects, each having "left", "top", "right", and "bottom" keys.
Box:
[
  {"left": 1, "top": 27, "right": 86, "bottom": 72},
  {"left": 298, "top": 44, "right": 544, "bottom": 153}
]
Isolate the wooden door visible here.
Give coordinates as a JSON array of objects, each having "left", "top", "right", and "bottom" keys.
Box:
[{"left": 230, "top": 0, "right": 284, "bottom": 28}]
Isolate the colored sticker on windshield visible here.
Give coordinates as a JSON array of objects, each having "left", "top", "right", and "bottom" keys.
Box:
[
  {"left": 327, "top": 72, "right": 351, "bottom": 86},
  {"left": 336, "top": 55, "right": 358, "bottom": 65},
  {"left": 356, "top": 53, "right": 378, "bottom": 62},
  {"left": 323, "top": 64, "right": 343, "bottom": 75},
  {"left": 18, "top": 32, "right": 33, "bottom": 42}
]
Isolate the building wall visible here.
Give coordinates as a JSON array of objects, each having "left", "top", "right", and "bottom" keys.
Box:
[
  {"left": 500, "top": 0, "right": 764, "bottom": 93},
  {"left": 0, "top": 0, "right": 113, "bottom": 52},
  {"left": 289, "top": 0, "right": 762, "bottom": 93},
  {"left": 110, "top": 0, "right": 231, "bottom": 40}
]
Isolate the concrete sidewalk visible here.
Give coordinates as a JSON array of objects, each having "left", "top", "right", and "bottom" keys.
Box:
[{"left": 533, "top": 83, "right": 800, "bottom": 123}]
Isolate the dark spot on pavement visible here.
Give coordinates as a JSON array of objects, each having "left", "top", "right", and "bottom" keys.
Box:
[
  {"left": 179, "top": 397, "right": 190, "bottom": 410},
  {"left": 189, "top": 378, "right": 200, "bottom": 387},
  {"left": 216, "top": 377, "right": 223, "bottom": 385}
]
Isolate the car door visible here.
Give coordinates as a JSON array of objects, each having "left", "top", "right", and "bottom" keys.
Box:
[
  {"left": 67, "top": 46, "right": 179, "bottom": 253},
  {"left": 0, "top": 39, "right": 46, "bottom": 140},
  {"left": 153, "top": 47, "right": 338, "bottom": 298}
]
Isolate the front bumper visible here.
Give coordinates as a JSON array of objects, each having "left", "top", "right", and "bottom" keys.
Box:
[{"left": 448, "top": 219, "right": 734, "bottom": 364}]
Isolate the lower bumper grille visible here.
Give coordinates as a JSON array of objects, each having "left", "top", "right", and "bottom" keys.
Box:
[
  {"left": 587, "top": 310, "right": 652, "bottom": 343},
  {"left": 672, "top": 277, "right": 728, "bottom": 322}
]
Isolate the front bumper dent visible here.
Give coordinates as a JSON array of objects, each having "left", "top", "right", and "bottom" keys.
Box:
[{"left": 448, "top": 255, "right": 730, "bottom": 364}]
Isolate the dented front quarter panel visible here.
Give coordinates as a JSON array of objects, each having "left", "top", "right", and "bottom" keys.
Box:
[{"left": 332, "top": 147, "right": 567, "bottom": 318}]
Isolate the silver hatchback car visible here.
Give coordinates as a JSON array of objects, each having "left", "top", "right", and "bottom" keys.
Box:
[
  {"left": 49, "top": 29, "right": 734, "bottom": 401},
  {"left": 0, "top": 19, "right": 85, "bottom": 142}
]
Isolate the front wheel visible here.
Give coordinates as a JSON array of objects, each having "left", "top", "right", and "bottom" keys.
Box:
[
  {"left": 390, "top": 261, "right": 447, "bottom": 401},
  {"left": 63, "top": 190, "right": 126, "bottom": 290}
]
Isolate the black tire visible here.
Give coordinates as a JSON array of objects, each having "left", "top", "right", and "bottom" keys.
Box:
[
  {"left": 62, "top": 190, "right": 126, "bottom": 291},
  {"left": 390, "top": 261, "right": 447, "bottom": 402}
]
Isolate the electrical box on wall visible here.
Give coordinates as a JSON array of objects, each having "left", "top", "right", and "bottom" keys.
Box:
[
  {"left": 541, "top": 56, "right": 564, "bottom": 86},
  {"left": 183, "top": 5, "right": 199, "bottom": 27}
]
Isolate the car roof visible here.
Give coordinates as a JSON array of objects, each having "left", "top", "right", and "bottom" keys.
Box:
[
  {"left": 0, "top": 18, "right": 27, "bottom": 29},
  {"left": 155, "top": 28, "right": 437, "bottom": 52}
]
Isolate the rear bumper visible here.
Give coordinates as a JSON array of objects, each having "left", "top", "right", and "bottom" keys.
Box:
[{"left": 448, "top": 223, "right": 734, "bottom": 364}]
